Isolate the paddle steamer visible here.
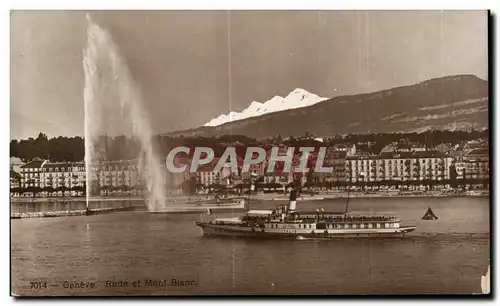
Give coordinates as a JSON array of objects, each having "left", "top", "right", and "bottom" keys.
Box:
[{"left": 195, "top": 188, "right": 416, "bottom": 239}]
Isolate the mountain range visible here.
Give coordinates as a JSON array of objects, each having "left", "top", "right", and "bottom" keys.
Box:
[
  {"left": 167, "top": 74, "right": 489, "bottom": 139},
  {"left": 204, "top": 88, "right": 328, "bottom": 126}
]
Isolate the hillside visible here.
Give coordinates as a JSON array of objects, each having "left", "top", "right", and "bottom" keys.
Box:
[{"left": 166, "top": 75, "right": 488, "bottom": 138}]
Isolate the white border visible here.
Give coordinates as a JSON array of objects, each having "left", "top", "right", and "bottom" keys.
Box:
[
  {"left": 3, "top": 1, "right": 498, "bottom": 305},
  {"left": 5, "top": 1, "right": 498, "bottom": 10}
]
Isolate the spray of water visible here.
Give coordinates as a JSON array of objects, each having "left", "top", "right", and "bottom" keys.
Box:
[{"left": 83, "top": 14, "right": 166, "bottom": 211}]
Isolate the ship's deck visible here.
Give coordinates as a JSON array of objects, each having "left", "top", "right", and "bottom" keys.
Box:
[{"left": 288, "top": 211, "right": 399, "bottom": 222}]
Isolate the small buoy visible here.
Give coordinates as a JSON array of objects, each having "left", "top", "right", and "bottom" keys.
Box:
[{"left": 422, "top": 207, "right": 438, "bottom": 220}]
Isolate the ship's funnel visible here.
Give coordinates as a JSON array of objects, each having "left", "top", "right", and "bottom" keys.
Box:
[{"left": 288, "top": 185, "right": 298, "bottom": 211}]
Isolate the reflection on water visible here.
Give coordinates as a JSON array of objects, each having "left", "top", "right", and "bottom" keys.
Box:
[{"left": 11, "top": 197, "right": 489, "bottom": 295}]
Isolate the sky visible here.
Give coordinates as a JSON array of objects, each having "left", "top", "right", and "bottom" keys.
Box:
[{"left": 10, "top": 10, "right": 488, "bottom": 139}]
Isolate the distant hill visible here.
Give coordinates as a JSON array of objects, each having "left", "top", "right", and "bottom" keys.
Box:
[{"left": 166, "top": 75, "right": 488, "bottom": 139}]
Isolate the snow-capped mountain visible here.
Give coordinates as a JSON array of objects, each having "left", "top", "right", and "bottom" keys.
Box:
[{"left": 204, "top": 88, "right": 328, "bottom": 127}]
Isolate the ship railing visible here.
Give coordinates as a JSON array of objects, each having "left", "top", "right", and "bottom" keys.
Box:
[
  {"left": 298, "top": 216, "right": 400, "bottom": 223},
  {"left": 346, "top": 211, "right": 399, "bottom": 216}
]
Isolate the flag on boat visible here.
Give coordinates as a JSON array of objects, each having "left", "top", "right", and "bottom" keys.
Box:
[{"left": 206, "top": 208, "right": 212, "bottom": 215}]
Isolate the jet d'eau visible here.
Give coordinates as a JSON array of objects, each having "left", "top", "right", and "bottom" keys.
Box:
[{"left": 83, "top": 14, "right": 166, "bottom": 212}]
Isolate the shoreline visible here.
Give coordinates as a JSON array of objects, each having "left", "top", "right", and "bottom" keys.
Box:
[
  {"left": 10, "top": 191, "right": 490, "bottom": 203},
  {"left": 11, "top": 206, "right": 136, "bottom": 219}
]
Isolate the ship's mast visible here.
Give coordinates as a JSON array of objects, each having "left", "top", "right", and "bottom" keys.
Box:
[
  {"left": 246, "top": 175, "right": 256, "bottom": 212},
  {"left": 344, "top": 185, "right": 351, "bottom": 214}
]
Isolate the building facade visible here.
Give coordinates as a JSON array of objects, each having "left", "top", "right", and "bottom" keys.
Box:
[
  {"left": 463, "top": 148, "right": 489, "bottom": 180},
  {"left": 318, "top": 148, "right": 347, "bottom": 183},
  {"left": 40, "top": 161, "right": 86, "bottom": 190},
  {"left": 346, "top": 151, "right": 454, "bottom": 183},
  {"left": 90, "top": 160, "right": 142, "bottom": 189},
  {"left": 19, "top": 158, "right": 46, "bottom": 188}
]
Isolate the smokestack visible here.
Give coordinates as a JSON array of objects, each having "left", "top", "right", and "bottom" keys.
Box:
[{"left": 288, "top": 185, "right": 298, "bottom": 211}]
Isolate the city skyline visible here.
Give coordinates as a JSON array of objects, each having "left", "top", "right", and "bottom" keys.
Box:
[{"left": 11, "top": 10, "right": 488, "bottom": 139}]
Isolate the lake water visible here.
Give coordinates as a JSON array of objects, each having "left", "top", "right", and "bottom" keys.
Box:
[{"left": 11, "top": 197, "right": 490, "bottom": 295}]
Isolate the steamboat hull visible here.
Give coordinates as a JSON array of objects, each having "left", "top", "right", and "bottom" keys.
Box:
[{"left": 195, "top": 222, "right": 416, "bottom": 239}]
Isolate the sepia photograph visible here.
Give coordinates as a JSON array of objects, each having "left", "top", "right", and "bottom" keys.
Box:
[{"left": 10, "top": 9, "right": 490, "bottom": 296}]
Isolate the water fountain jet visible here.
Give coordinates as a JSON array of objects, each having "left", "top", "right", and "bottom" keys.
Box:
[{"left": 83, "top": 14, "right": 166, "bottom": 212}]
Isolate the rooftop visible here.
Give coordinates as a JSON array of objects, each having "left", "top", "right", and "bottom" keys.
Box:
[
  {"left": 465, "top": 148, "right": 489, "bottom": 156},
  {"left": 347, "top": 150, "right": 448, "bottom": 160},
  {"left": 20, "top": 160, "right": 45, "bottom": 169}
]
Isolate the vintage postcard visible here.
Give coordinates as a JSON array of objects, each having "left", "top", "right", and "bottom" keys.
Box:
[{"left": 10, "top": 10, "right": 490, "bottom": 296}]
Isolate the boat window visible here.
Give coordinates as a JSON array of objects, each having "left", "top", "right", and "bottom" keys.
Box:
[
  {"left": 336, "top": 224, "right": 342, "bottom": 229},
  {"left": 352, "top": 224, "right": 357, "bottom": 229},
  {"left": 344, "top": 224, "right": 349, "bottom": 229},
  {"left": 368, "top": 223, "right": 373, "bottom": 229},
  {"left": 360, "top": 224, "right": 364, "bottom": 229},
  {"left": 376, "top": 223, "right": 381, "bottom": 229}
]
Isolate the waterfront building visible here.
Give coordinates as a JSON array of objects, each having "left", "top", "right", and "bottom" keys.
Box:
[
  {"left": 197, "top": 165, "right": 220, "bottom": 187},
  {"left": 194, "top": 157, "right": 241, "bottom": 188},
  {"left": 91, "top": 160, "right": 142, "bottom": 188},
  {"left": 263, "top": 172, "right": 289, "bottom": 185},
  {"left": 40, "top": 161, "right": 85, "bottom": 190},
  {"left": 163, "top": 163, "right": 190, "bottom": 195},
  {"left": 454, "top": 161, "right": 466, "bottom": 180},
  {"left": 345, "top": 150, "right": 454, "bottom": 183},
  {"left": 71, "top": 162, "right": 86, "bottom": 189},
  {"left": 463, "top": 147, "right": 489, "bottom": 180},
  {"left": 319, "top": 148, "right": 347, "bottom": 184},
  {"left": 10, "top": 170, "right": 21, "bottom": 189},
  {"left": 241, "top": 162, "right": 265, "bottom": 179},
  {"left": 19, "top": 157, "right": 46, "bottom": 188}
]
